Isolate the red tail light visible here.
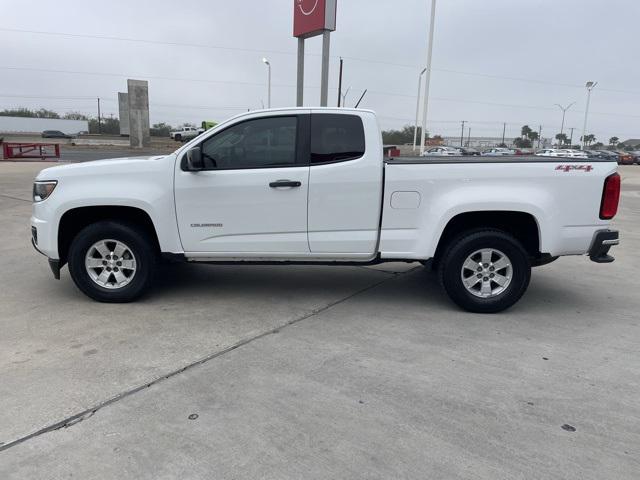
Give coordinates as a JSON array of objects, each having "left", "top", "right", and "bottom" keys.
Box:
[{"left": 600, "top": 173, "right": 621, "bottom": 219}]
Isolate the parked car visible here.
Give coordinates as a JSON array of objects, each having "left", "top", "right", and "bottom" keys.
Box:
[
  {"left": 41, "top": 130, "right": 73, "bottom": 139},
  {"left": 595, "top": 151, "right": 620, "bottom": 162},
  {"left": 615, "top": 151, "right": 634, "bottom": 165},
  {"left": 630, "top": 151, "right": 640, "bottom": 164},
  {"left": 31, "top": 108, "right": 620, "bottom": 313},
  {"left": 481, "top": 147, "right": 513, "bottom": 156},
  {"left": 584, "top": 150, "right": 607, "bottom": 159},
  {"left": 421, "top": 146, "right": 459, "bottom": 157},
  {"left": 536, "top": 149, "right": 588, "bottom": 159},
  {"left": 455, "top": 147, "right": 481, "bottom": 156}
]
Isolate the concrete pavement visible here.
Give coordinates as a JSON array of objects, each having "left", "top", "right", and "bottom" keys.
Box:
[{"left": 0, "top": 161, "right": 638, "bottom": 479}]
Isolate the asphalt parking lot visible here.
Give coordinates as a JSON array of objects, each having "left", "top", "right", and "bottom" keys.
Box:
[{"left": 0, "top": 159, "right": 639, "bottom": 479}]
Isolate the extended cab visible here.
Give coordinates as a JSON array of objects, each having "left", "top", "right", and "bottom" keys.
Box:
[{"left": 31, "top": 108, "right": 621, "bottom": 312}]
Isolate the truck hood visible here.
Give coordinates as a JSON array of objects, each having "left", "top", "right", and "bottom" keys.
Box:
[{"left": 36, "top": 155, "right": 171, "bottom": 180}]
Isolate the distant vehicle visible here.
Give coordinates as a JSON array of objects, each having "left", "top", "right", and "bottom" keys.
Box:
[
  {"left": 536, "top": 148, "right": 587, "bottom": 159},
  {"left": 170, "top": 126, "right": 203, "bottom": 142},
  {"left": 421, "top": 146, "right": 459, "bottom": 156},
  {"left": 536, "top": 149, "right": 559, "bottom": 157},
  {"left": 482, "top": 148, "right": 513, "bottom": 156},
  {"left": 630, "top": 151, "right": 640, "bottom": 164},
  {"left": 201, "top": 121, "right": 218, "bottom": 131},
  {"left": 558, "top": 149, "right": 588, "bottom": 159},
  {"left": 41, "top": 130, "right": 73, "bottom": 139},
  {"left": 584, "top": 150, "right": 607, "bottom": 159},
  {"left": 595, "top": 151, "right": 620, "bottom": 162},
  {"left": 615, "top": 151, "right": 634, "bottom": 165},
  {"left": 455, "top": 147, "right": 481, "bottom": 156}
]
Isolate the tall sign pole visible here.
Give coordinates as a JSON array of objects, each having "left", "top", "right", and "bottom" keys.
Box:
[
  {"left": 296, "top": 38, "right": 305, "bottom": 106},
  {"left": 293, "top": 0, "right": 337, "bottom": 107}
]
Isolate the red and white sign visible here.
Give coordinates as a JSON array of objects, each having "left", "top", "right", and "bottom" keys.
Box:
[{"left": 293, "top": 0, "right": 337, "bottom": 38}]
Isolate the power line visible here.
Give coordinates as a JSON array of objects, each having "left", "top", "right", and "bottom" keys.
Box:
[{"left": 3, "top": 27, "right": 640, "bottom": 96}]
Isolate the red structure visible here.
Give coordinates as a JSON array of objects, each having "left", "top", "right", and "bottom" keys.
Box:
[
  {"left": 293, "top": 0, "right": 337, "bottom": 38},
  {"left": 2, "top": 142, "right": 60, "bottom": 160}
]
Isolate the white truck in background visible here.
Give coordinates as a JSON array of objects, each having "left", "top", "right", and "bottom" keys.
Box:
[
  {"left": 31, "top": 108, "right": 621, "bottom": 312},
  {"left": 169, "top": 126, "right": 203, "bottom": 142}
]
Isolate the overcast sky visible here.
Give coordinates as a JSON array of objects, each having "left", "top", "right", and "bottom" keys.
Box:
[{"left": 2, "top": 0, "right": 638, "bottom": 141}]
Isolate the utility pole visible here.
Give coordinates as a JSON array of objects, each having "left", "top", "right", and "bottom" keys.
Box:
[
  {"left": 460, "top": 120, "right": 466, "bottom": 147},
  {"left": 501, "top": 122, "right": 506, "bottom": 145},
  {"left": 537, "top": 125, "right": 542, "bottom": 149},
  {"left": 569, "top": 127, "right": 575, "bottom": 146},
  {"left": 337, "top": 57, "right": 343, "bottom": 107},
  {"left": 97, "top": 97, "right": 101, "bottom": 134},
  {"left": 467, "top": 127, "right": 471, "bottom": 147},
  {"left": 419, "top": 0, "right": 437, "bottom": 155}
]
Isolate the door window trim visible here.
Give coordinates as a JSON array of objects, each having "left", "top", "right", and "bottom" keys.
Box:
[{"left": 180, "top": 114, "right": 310, "bottom": 171}]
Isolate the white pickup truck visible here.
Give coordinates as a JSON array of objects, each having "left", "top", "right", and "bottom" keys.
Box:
[
  {"left": 169, "top": 126, "right": 203, "bottom": 142},
  {"left": 31, "top": 108, "right": 621, "bottom": 312}
]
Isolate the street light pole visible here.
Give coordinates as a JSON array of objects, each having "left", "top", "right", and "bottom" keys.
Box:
[
  {"left": 460, "top": 120, "right": 466, "bottom": 147},
  {"left": 419, "top": 0, "right": 437, "bottom": 156},
  {"left": 581, "top": 81, "right": 597, "bottom": 149},
  {"left": 262, "top": 58, "right": 271, "bottom": 108},
  {"left": 413, "top": 67, "right": 427, "bottom": 152}
]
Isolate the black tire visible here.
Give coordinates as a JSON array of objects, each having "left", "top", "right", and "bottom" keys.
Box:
[
  {"left": 174, "top": 134, "right": 182, "bottom": 142},
  {"left": 68, "top": 221, "right": 156, "bottom": 302},
  {"left": 438, "top": 229, "right": 531, "bottom": 313}
]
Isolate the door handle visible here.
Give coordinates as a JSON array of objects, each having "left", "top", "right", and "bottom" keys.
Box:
[{"left": 269, "top": 180, "right": 301, "bottom": 188}]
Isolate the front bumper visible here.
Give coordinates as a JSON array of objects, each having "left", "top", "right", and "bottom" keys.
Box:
[
  {"left": 588, "top": 229, "right": 619, "bottom": 263},
  {"left": 31, "top": 236, "right": 61, "bottom": 279}
]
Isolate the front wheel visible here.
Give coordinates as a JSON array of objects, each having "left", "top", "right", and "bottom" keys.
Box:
[
  {"left": 439, "top": 229, "right": 531, "bottom": 313},
  {"left": 68, "top": 221, "right": 156, "bottom": 302}
]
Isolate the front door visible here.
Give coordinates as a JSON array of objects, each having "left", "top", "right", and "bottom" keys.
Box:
[{"left": 174, "top": 114, "right": 310, "bottom": 256}]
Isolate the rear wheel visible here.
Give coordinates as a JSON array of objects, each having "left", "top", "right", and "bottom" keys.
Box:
[
  {"left": 439, "top": 229, "right": 531, "bottom": 313},
  {"left": 68, "top": 221, "right": 156, "bottom": 302}
]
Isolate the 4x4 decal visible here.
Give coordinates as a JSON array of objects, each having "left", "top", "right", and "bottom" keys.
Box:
[{"left": 556, "top": 164, "right": 593, "bottom": 172}]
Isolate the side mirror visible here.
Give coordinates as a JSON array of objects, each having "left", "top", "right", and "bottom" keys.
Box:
[{"left": 185, "top": 146, "right": 204, "bottom": 171}]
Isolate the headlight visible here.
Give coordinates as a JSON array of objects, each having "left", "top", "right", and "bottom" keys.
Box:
[{"left": 33, "top": 181, "right": 57, "bottom": 202}]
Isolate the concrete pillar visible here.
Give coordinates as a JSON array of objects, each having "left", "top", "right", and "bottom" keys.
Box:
[
  {"left": 127, "top": 79, "right": 150, "bottom": 148},
  {"left": 118, "top": 92, "right": 130, "bottom": 136}
]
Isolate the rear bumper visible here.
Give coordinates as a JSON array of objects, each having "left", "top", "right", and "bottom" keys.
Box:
[{"left": 588, "top": 229, "right": 619, "bottom": 263}]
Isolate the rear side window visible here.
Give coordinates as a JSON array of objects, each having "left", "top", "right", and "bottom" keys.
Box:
[{"left": 311, "top": 114, "right": 365, "bottom": 164}]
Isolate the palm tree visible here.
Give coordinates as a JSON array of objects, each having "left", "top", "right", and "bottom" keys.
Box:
[
  {"left": 555, "top": 133, "right": 568, "bottom": 146},
  {"left": 609, "top": 136, "right": 619, "bottom": 147},
  {"left": 521, "top": 125, "right": 532, "bottom": 139},
  {"left": 581, "top": 134, "right": 596, "bottom": 146},
  {"left": 527, "top": 131, "right": 540, "bottom": 147}
]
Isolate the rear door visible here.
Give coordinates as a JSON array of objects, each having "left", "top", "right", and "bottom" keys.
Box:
[{"left": 307, "top": 111, "right": 383, "bottom": 257}]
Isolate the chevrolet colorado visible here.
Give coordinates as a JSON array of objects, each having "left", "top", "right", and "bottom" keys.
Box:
[{"left": 31, "top": 108, "right": 621, "bottom": 312}]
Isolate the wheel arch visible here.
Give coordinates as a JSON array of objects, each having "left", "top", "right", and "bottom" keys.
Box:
[
  {"left": 432, "top": 211, "right": 541, "bottom": 268},
  {"left": 57, "top": 206, "right": 161, "bottom": 266}
]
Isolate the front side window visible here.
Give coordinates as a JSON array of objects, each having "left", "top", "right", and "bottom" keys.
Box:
[
  {"left": 311, "top": 114, "right": 365, "bottom": 164},
  {"left": 201, "top": 116, "right": 297, "bottom": 169}
]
